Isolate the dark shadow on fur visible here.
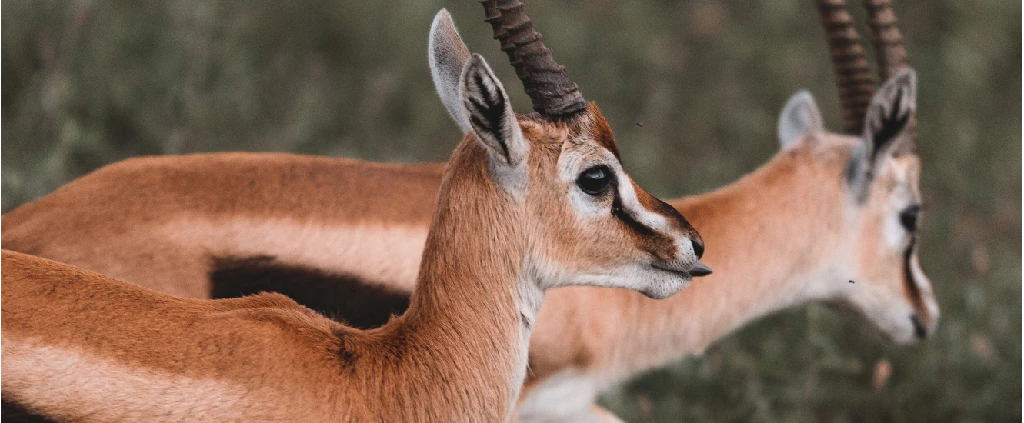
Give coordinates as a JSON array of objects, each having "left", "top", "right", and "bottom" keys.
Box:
[
  {"left": 1, "top": 398, "right": 60, "bottom": 423},
  {"left": 210, "top": 255, "right": 411, "bottom": 330}
]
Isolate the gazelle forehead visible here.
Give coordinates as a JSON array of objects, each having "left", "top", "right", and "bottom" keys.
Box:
[
  {"left": 571, "top": 104, "right": 621, "bottom": 159},
  {"left": 890, "top": 154, "right": 921, "bottom": 184},
  {"left": 872, "top": 154, "right": 922, "bottom": 201}
]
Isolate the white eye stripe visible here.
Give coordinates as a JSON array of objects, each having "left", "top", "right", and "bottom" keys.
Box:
[
  {"left": 612, "top": 169, "right": 670, "bottom": 232},
  {"left": 561, "top": 146, "right": 671, "bottom": 229},
  {"left": 908, "top": 251, "right": 939, "bottom": 319},
  {"left": 559, "top": 146, "right": 674, "bottom": 235},
  {"left": 882, "top": 210, "right": 906, "bottom": 249}
]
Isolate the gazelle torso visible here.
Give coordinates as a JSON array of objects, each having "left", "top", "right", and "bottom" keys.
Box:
[{"left": 2, "top": 153, "right": 443, "bottom": 300}]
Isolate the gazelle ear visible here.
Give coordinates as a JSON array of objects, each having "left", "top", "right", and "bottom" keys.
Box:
[
  {"left": 429, "top": 9, "right": 472, "bottom": 134},
  {"left": 847, "top": 68, "right": 917, "bottom": 196},
  {"left": 460, "top": 54, "right": 526, "bottom": 167},
  {"left": 777, "top": 90, "right": 823, "bottom": 149},
  {"left": 862, "top": 68, "right": 917, "bottom": 159}
]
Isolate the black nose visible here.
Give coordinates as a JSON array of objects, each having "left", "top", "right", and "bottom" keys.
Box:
[
  {"left": 691, "top": 239, "right": 704, "bottom": 259},
  {"left": 910, "top": 315, "right": 928, "bottom": 339}
]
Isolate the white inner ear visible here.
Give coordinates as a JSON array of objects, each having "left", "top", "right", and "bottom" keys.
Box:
[
  {"left": 777, "top": 90, "right": 823, "bottom": 149},
  {"left": 428, "top": 9, "right": 471, "bottom": 133}
]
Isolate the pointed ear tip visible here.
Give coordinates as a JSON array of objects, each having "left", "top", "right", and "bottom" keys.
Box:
[
  {"left": 460, "top": 54, "right": 500, "bottom": 95},
  {"left": 891, "top": 68, "right": 917, "bottom": 87},
  {"left": 430, "top": 9, "right": 453, "bottom": 34},
  {"left": 433, "top": 8, "right": 451, "bottom": 22},
  {"left": 467, "top": 53, "right": 488, "bottom": 68},
  {"left": 782, "top": 90, "right": 819, "bottom": 117},
  {"left": 460, "top": 55, "right": 478, "bottom": 77},
  {"left": 782, "top": 90, "right": 813, "bottom": 106}
]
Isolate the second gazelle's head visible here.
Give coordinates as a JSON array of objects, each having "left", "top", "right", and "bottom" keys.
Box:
[
  {"left": 430, "top": 8, "right": 708, "bottom": 299},
  {"left": 779, "top": 71, "right": 936, "bottom": 344},
  {"left": 773, "top": 0, "right": 938, "bottom": 343}
]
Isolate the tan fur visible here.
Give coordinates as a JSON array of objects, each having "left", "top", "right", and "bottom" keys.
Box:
[
  {"left": 3, "top": 96, "right": 699, "bottom": 420},
  {"left": 512, "top": 132, "right": 937, "bottom": 421},
  {"left": 2, "top": 153, "right": 443, "bottom": 297},
  {"left": 527, "top": 133, "right": 933, "bottom": 387}
]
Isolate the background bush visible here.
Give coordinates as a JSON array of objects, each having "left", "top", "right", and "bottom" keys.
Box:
[{"left": 3, "top": 1, "right": 1019, "bottom": 421}]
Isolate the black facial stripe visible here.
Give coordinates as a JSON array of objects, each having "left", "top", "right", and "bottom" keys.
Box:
[
  {"left": 209, "top": 255, "right": 411, "bottom": 330},
  {"left": 902, "top": 237, "right": 927, "bottom": 317},
  {"left": 910, "top": 315, "right": 927, "bottom": 339},
  {"left": 611, "top": 189, "right": 656, "bottom": 238}
]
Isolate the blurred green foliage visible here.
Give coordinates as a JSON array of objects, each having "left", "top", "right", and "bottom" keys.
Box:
[{"left": 2, "top": 0, "right": 1020, "bottom": 421}]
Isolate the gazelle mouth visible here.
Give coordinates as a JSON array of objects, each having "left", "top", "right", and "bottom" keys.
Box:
[
  {"left": 910, "top": 315, "right": 928, "bottom": 339},
  {"left": 652, "top": 265, "right": 687, "bottom": 276},
  {"left": 650, "top": 265, "right": 699, "bottom": 279},
  {"left": 652, "top": 261, "right": 712, "bottom": 278}
]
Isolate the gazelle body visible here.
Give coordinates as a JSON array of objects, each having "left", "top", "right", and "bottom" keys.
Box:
[
  {"left": 1, "top": 74, "right": 937, "bottom": 422},
  {"left": 2, "top": 9, "right": 707, "bottom": 422},
  {"left": 1, "top": 1, "right": 938, "bottom": 422}
]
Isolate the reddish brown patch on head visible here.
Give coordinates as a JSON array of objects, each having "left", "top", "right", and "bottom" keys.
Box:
[
  {"left": 583, "top": 103, "right": 621, "bottom": 159},
  {"left": 901, "top": 241, "right": 934, "bottom": 332}
]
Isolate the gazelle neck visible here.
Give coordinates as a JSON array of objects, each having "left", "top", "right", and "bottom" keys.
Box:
[
  {"left": 383, "top": 139, "right": 539, "bottom": 420},
  {"left": 604, "top": 141, "right": 851, "bottom": 377}
]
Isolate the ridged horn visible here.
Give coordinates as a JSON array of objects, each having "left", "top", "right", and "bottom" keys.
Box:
[
  {"left": 816, "top": 0, "right": 876, "bottom": 134},
  {"left": 862, "top": 0, "right": 909, "bottom": 81},
  {"left": 863, "top": 0, "right": 915, "bottom": 142},
  {"left": 479, "top": 0, "right": 587, "bottom": 118},
  {"left": 480, "top": 0, "right": 512, "bottom": 63}
]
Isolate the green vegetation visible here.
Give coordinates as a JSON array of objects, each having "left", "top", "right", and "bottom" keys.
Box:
[{"left": 3, "top": 1, "right": 1019, "bottom": 421}]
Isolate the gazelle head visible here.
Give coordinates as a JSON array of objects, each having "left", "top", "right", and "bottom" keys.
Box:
[
  {"left": 429, "top": 7, "right": 708, "bottom": 299},
  {"left": 842, "top": 71, "right": 938, "bottom": 344},
  {"left": 774, "top": 0, "right": 937, "bottom": 343}
]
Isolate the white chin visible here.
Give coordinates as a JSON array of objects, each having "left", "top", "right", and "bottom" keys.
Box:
[
  {"left": 557, "top": 266, "right": 690, "bottom": 298},
  {"left": 640, "top": 272, "right": 691, "bottom": 299},
  {"left": 879, "top": 321, "right": 919, "bottom": 345}
]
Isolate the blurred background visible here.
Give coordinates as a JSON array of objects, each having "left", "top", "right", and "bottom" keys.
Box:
[{"left": 2, "top": 0, "right": 1019, "bottom": 421}]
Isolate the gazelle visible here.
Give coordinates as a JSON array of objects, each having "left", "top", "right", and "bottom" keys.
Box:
[
  {"left": 1, "top": 8, "right": 708, "bottom": 422},
  {"left": 1, "top": 0, "right": 938, "bottom": 421}
]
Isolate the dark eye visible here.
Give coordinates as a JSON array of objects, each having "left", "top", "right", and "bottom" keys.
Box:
[
  {"left": 576, "top": 165, "right": 612, "bottom": 196},
  {"left": 899, "top": 205, "right": 921, "bottom": 232}
]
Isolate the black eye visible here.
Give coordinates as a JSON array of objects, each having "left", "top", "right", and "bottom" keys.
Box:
[
  {"left": 899, "top": 205, "right": 921, "bottom": 232},
  {"left": 576, "top": 166, "right": 612, "bottom": 196}
]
